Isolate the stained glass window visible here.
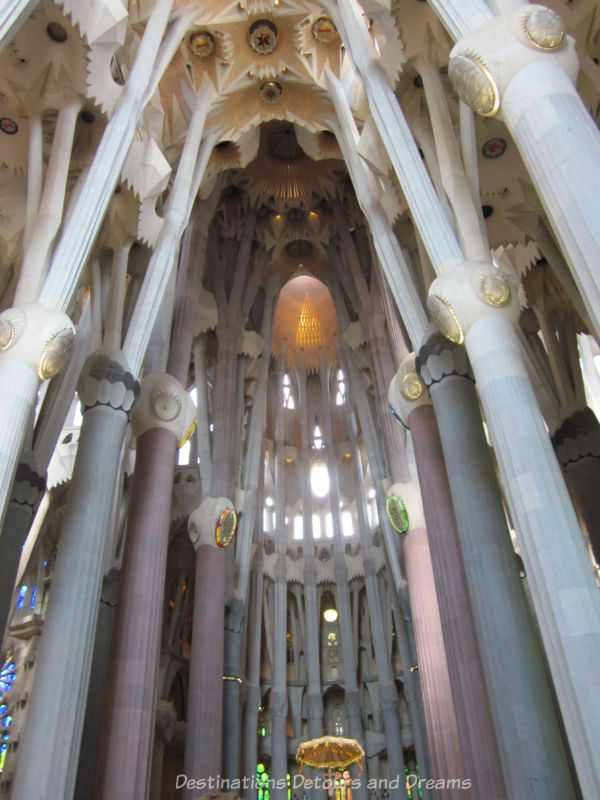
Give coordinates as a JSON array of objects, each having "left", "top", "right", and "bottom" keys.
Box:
[
  {"left": 15, "top": 585, "right": 27, "bottom": 610},
  {"left": 0, "top": 662, "right": 16, "bottom": 693}
]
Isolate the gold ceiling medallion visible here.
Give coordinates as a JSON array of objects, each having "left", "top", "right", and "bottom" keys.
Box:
[
  {"left": 249, "top": 19, "right": 278, "bottom": 55},
  {"left": 0, "top": 318, "right": 14, "bottom": 350},
  {"left": 481, "top": 273, "right": 511, "bottom": 307},
  {"left": 426, "top": 295, "right": 464, "bottom": 344},
  {"left": 312, "top": 17, "right": 337, "bottom": 44},
  {"left": 448, "top": 53, "right": 500, "bottom": 117},
  {"left": 259, "top": 80, "right": 283, "bottom": 103},
  {"left": 188, "top": 30, "right": 215, "bottom": 58},
  {"left": 525, "top": 9, "right": 566, "bottom": 50},
  {"left": 216, "top": 508, "right": 237, "bottom": 548},
  {"left": 401, "top": 372, "right": 424, "bottom": 401},
  {"left": 39, "top": 328, "right": 75, "bottom": 380}
]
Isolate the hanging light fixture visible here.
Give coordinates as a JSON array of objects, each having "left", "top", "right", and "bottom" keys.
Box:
[{"left": 322, "top": 592, "right": 338, "bottom": 622}]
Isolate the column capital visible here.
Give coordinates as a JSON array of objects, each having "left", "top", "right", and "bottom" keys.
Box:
[
  {"left": 552, "top": 406, "right": 600, "bottom": 468},
  {"left": 131, "top": 372, "right": 196, "bottom": 444},
  {"left": 11, "top": 453, "right": 46, "bottom": 512},
  {"left": 416, "top": 331, "right": 473, "bottom": 389},
  {"left": 448, "top": 5, "right": 578, "bottom": 120},
  {"left": 188, "top": 495, "right": 236, "bottom": 550},
  {"left": 0, "top": 301, "right": 74, "bottom": 380},
  {"left": 388, "top": 353, "right": 431, "bottom": 426},
  {"left": 426, "top": 261, "right": 521, "bottom": 346},
  {"left": 77, "top": 349, "right": 139, "bottom": 417}
]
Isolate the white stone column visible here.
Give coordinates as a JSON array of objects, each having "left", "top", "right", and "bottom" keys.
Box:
[
  {"left": 445, "top": 5, "right": 600, "bottom": 340},
  {"left": 322, "top": 4, "right": 463, "bottom": 274},
  {"left": 325, "top": 69, "right": 428, "bottom": 346},
  {"left": 0, "top": 0, "right": 38, "bottom": 53},
  {"left": 0, "top": 302, "right": 74, "bottom": 528},
  {"left": 39, "top": 0, "right": 177, "bottom": 312},
  {"left": 427, "top": 262, "right": 600, "bottom": 797}
]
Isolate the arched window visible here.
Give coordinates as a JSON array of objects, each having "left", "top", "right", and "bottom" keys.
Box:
[
  {"left": 293, "top": 515, "right": 303, "bottom": 540},
  {"left": 311, "top": 462, "right": 329, "bottom": 497},
  {"left": 342, "top": 511, "right": 354, "bottom": 538},
  {"left": 283, "top": 374, "right": 295, "bottom": 409},
  {"left": 312, "top": 513, "right": 322, "bottom": 540},
  {"left": 15, "top": 586, "right": 27, "bottom": 611},
  {"left": 312, "top": 424, "right": 323, "bottom": 449}
]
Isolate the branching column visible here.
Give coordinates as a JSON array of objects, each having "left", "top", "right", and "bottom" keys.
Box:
[
  {"left": 344, "top": 410, "right": 406, "bottom": 797},
  {"left": 297, "top": 357, "right": 324, "bottom": 744},
  {"left": 270, "top": 350, "right": 289, "bottom": 800},
  {"left": 319, "top": 350, "right": 368, "bottom": 800}
]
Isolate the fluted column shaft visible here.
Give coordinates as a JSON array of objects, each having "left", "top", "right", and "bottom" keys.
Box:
[
  {"left": 11, "top": 351, "right": 138, "bottom": 800},
  {"left": 270, "top": 351, "right": 289, "bottom": 800},
  {"left": 319, "top": 351, "right": 368, "bottom": 800},
  {"left": 346, "top": 412, "right": 406, "bottom": 798},
  {"left": 96, "top": 426, "right": 178, "bottom": 799},
  {"left": 418, "top": 336, "right": 574, "bottom": 798},
  {"left": 407, "top": 403, "right": 505, "bottom": 799},
  {"left": 0, "top": 0, "right": 38, "bottom": 53}
]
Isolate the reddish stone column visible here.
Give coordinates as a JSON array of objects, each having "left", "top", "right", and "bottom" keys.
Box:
[
  {"left": 408, "top": 402, "right": 505, "bottom": 798},
  {"left": 96, "top": 375, "right": 196, "bottom": 800},
  {"left": 401, "top": 505, "right": 466, "bottom": 788}
]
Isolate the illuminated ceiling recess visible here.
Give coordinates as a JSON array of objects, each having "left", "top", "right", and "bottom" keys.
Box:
[{"left": 273, "top": 275, "right": 339, "bottom": 373}]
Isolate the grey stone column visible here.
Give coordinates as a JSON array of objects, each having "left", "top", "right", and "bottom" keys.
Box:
[
  {"left": 0, "top": 454, "right": 45, "bottom": 640},
  {"left": 242, "top": 524, "right": 265, "bottom": 800},
  {"left": 74, "top": 568, "right": 120, "bottom": 800},
  {"left": 11, "top": 350, "right": 138, "bottom": 800},
  {"left": 337, "top": 344, "right": 433, "bottom": 789},
  {"left": 270, "top": 351, "right": 289, "bottom": 800},
  {"left": 319, "top": 350, "right": 368, "bottom": 800},
  {"left": 401, "top": 398, "right": 505, "bottom": 799},
  {"left": 344, "top": 409, "right": 407, "bottom": 799},
  {"left": 297, "top": 357, "right": 324, "bottom": 740},
  {"left": 552, "top": 407, "right": 600, "bottom": 561},
  {"left": 417, "top": 335, "right": 575, "bottom": 798},
  {"left": 224, "top": 277, "right": 278, "bottom": 781},
  {"left": 296, "top": 356, "right": 327, "bottom": 800}
]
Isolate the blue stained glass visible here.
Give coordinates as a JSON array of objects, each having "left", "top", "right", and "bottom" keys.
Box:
[
  {"left": 29, "top": 585, "right": 38, "bottom": 610},
  {"left": 2, "top": 716, "right": 12, "bottom": 729},
  {"left": 1, "top": 734, "right": 7, "bottom": 741},
  {"left": 15, "top": 585, "right": 27, "bottom": 611},
  {"left": 0, "top": 706, "right": 6, "bottom": 715},
  {"left": 0, "top": 661, "right": 16, "bottom": 694}
]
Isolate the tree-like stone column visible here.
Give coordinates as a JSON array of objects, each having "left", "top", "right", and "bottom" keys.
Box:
[
  {"left": 427, "top": 261, "right": 600, "bottom": 796},
  {"left": 96, "top": 374, "right": 195, "bottom": 800},
  {"left": 389, "top": 357, "right": 505, "bottom": 799},
  {"left": 414, "top": 338, "right": 575, "bottom": 798},
  {"left": 11, "top": 350, "right": 138, "bottom": 800}
]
